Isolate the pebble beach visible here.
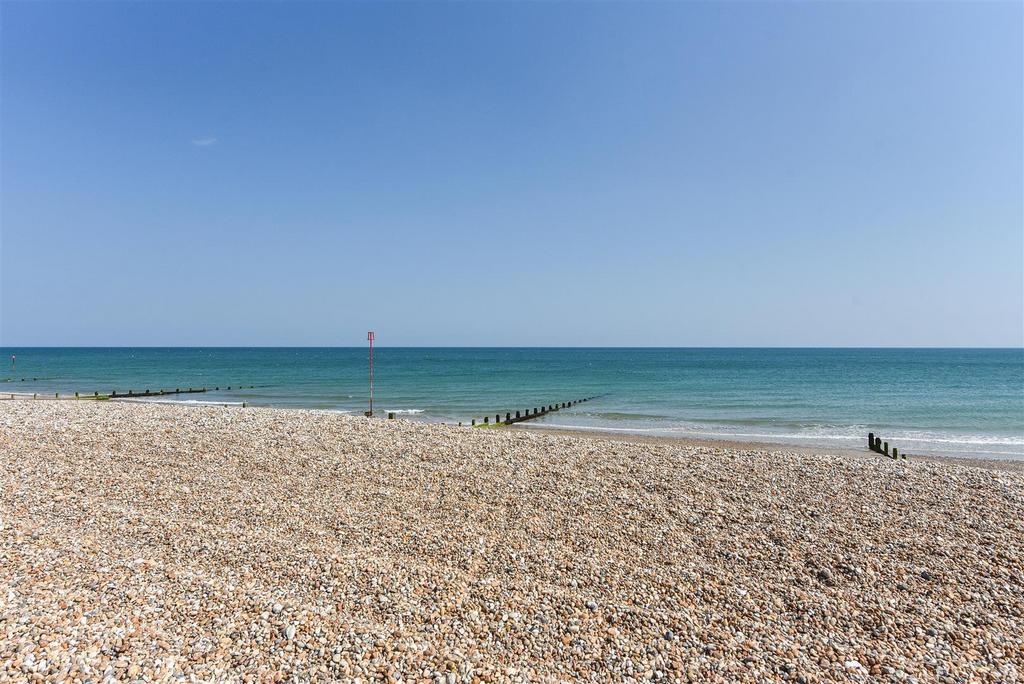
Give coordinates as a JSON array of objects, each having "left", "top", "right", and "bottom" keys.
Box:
[{"left": 1, "top": 401, "right": 1022, "bottom": 683}]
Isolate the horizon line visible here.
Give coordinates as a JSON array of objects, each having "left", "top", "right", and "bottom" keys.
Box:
[{"left": 1, "top": 345, "right": 1022, "bottom": 350}]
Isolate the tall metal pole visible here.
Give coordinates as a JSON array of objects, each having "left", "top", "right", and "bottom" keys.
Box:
[{"left": 367, "top": 331, "right": 374, "bottom": 417}]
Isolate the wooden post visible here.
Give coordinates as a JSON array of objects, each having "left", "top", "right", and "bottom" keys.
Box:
[
  {"left": 892, "top": 447, "right": 898, "bottom": 459},
  {"left": 868, "top": 432, "right": 874, "bottom": 449},
  {"left": 506, "top": 412, "right": 511, "bottom": 422},
  {"left": 516, "top": 410, "right": 521, "bottom": 419},
  {"left": 472, "top": 419, "right": 476, "bottom": 426},
  {"left": 484, "top": 416, "right": 489, "bottom": 424},
  {"left": 874, "top": 437, "right": 882, "bottom": 452},
  {"left": 883, "top": 441, "right": 889, "bottom": 456},
  {"left": 388, "top": 412, "right": 395, "bottom": 420}
]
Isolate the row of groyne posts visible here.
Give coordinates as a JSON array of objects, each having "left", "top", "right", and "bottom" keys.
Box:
[
  {"left": 868, "top": 432, "right": 907, "bottom": 460},
  {"left": 458, "top": 396, "right": 599, "bottom": 427},
  {"left": 6, "top": 385, "right": 259, "bottom": 404}
]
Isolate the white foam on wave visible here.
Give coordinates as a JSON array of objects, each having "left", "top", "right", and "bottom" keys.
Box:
[
  {"left": 114, "top": 398, "right": 245, "bottom": 407},
  {"left": 385, "top": 409, "right": 425, "bottom": 415}
]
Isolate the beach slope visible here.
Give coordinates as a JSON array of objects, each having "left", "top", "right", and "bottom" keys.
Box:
[{"left": 1, "top": 402, "right": 1021, "bottom": 682}]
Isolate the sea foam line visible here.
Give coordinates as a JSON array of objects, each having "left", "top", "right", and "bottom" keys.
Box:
[{"left": 114, "top": 398, "right": 246, "bottom": 407}]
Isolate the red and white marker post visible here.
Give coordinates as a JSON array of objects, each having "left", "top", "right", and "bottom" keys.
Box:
[{"left": 366, "top": 331, "right": 375, "bottom": 417}]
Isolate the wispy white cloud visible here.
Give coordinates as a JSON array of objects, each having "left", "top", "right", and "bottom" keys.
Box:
[{"left": 191, "top": 136, "right": 218, "bottom": 147}]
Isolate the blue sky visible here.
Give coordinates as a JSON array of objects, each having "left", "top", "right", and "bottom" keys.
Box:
[{"left": 1, "top": 1, "right": 1021, "bottom": 346}]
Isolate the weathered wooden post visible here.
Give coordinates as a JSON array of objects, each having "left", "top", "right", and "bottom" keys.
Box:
[
  {"left": 892, "top": 447, "right": 898, "bottom": 459},
  {"left": 874, "top": 437, "right": 882, "bottom": 452},
  {"left": 388, "top": 412, "right": 395, "bottom": 420},
  {"left": 506, "top": 412, "right": 511, "bottom": 423},
  {"left": 484, "top": 416, "right": 489, "bottom": 424},
  {"left": 496, "top": 414, "right": 500, "bottom": 424},
  {"left": 75, "top": 392, "right": 79, "bottom": 398},
  {"left": 883, "top": 441, "right": 889, "bottom": 457},
  {"left": 516, "top": 410, "right": 521, "bottom": 419},
  {"left": 472, "top": 419, "right": 476, "bottom": 426},
  {"left": 55, "top": 392, "right": 59, "bottom": 399},
  {"left": 868, "top": 432, "right": 874, "bottom": 449}
]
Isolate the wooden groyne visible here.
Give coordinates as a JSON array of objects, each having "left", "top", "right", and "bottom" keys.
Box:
[
  {"left": 467, "top": 396, "right": 600, "bottom": 427},
  {"left": 4, "top": 385, "right": 260, "bottom": 401},
  {"left": 97, "top": 385, "right": 260, "bottom": 399},
  {"left": 868, "top": 432, "right": 907, "bottom": 460}
]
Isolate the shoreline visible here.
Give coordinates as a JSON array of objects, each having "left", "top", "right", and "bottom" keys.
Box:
[
  {"left": 510, "top": 423, "right": 1024, "bottom": 473},
  {"left": 4, "top": 391, "right": 1022, "bottom": 468}
]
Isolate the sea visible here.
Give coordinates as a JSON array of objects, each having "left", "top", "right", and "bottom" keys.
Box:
[{"left": 2, "top": 347, "right": 1022, "bottom": 460}]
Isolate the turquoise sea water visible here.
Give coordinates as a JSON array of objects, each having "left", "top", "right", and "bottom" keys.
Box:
[{"left": 1, "top": 348, "right": 1021, "bottom": 459}]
